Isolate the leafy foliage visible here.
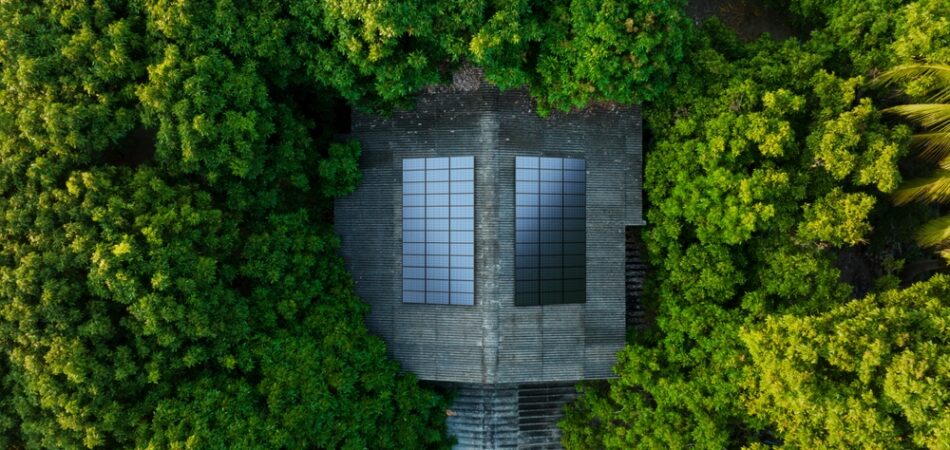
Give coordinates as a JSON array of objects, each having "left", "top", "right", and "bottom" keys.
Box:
[
  {"left": 291, "top": 0, "right": 692, "bottom": 113},
  {"left": 319, "top": 141, "right": 363, "bottom": 198},
  {"left": 878, "top": 63, "right": 950, "bottom": 258},
  {"left": 741, "top": 274, "right": 950, "bottom": 449},
  {"left": 471, "top": 0, "right": 691, "bottom": 112},
  {"left": 564, "top": 36, "right": 899, "bottom": 447},
  {"left": 0, "top": 0, "right": 692, "bottom": 447},
  {"left": 3, "top": 0, "right": 946, "bottom": 448},
  {"left": 0, "top": 161, "right": 452, "bottom": 449},
  {"left": 0, "top": 1, "right": 460, "bottom": 448},
  {"left": 561, "top": 0, "right": 949, "bottom": 446},
  {"left": 781, "top": 0, "right": 950, "bottom": 72}
]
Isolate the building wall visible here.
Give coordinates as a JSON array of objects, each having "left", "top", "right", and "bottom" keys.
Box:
[{"left": 335, "top": 80, "right": 641, "bottom": 384}]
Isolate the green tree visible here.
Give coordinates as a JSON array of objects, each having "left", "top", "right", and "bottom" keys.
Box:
[
  {"left": 877, "top": 63, "right": 950, "bottom": 259},
  {"left": 0, "top": 164, "right": 452, "bottom": 449},
  {"left": 0, "top": 0, "right": 694, "bottom": 445},
  {"left": 560, "top": 1, "right": 943, "bottom": 444},
  {"left": 741, "top": 274, "right": 950, "bottom": 449},
  {"left": 780, "top": 0, "right": 950, "bottom": 73},
  {"left": 470, "top": 0, "right": 691, "bottom": 113},
  {"left": 289, "top": 0, "right": 691, "bottom": 113},
  {"left": 0, "top": 1, "right": 455, "bottom": 448}
]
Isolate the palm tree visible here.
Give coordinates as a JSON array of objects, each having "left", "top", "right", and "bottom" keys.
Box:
[{"left": 875, "top": 63, "right": 950, "bottom": 260}]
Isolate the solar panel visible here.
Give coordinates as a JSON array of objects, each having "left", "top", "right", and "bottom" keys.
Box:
[
  {"left": 515, "top": 156, "right": 586, "bottom": 306},
  {"left": 403, "top": 156, "right": 475, "bottom": 305}
]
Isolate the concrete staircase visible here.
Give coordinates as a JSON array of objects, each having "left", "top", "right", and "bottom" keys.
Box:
[
  {"left": 625, "top": 227, "right": 649, "bottom": 330},
  {"left": 445, "top": 382, "right": 578, "bottom": 449}
]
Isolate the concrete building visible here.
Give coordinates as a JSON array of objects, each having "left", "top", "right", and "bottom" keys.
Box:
[{"left": 335, "top": 71, "right": 644, "bottom": 449}]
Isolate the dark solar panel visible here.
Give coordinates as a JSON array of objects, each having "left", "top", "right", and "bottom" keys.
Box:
[
  {"left": 515, "top": 156, "right": 586, "bottom": 306},
  {"left": 403, "top": 156, "right": 475, "bottom": 305}
]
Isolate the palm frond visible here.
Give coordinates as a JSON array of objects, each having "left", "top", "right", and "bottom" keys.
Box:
[
  {"left": 940, "top": 154, "right": 950, "bottom": 170},
  {"left": 912, "top": 132, "right": 950, "bottom": 162},
  {"left": 914, "top": 215, "right": 950, "bottom": 249},
  {"left": 882, "top": 104, "right": 950, "bottom": 134},
  {"left": 892, "top": 170, "right": 950, "bottom": 205},
  {"left": 873, "top": 63, "right": 950, "bottom": 103}
]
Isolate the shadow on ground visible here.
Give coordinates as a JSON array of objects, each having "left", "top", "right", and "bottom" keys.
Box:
[{"left": 687, "top": 0, "right": 801, "bottom": 41}]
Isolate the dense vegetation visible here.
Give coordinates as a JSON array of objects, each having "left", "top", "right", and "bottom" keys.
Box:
[
  {"left": 882, "top": 63, "right": 950, "bottom": 257},
  {"left": 0, "top": 1, "right": 434, "bottom": 448},
  {"left": 0, "top": 0, "right": 690, "bottom": 448},
  {"left": 561, "top": 0, "right": 950, "bottom": 448},
  {"left": 0, "top": 0, "right": 947, "bottom": 448},
  {"left": 741, "top": 274, "right": 950, "bottom": 448}
]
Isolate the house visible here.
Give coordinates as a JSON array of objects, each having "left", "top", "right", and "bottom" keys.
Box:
[{"left": 335, "top": 69, "right": 644, "bottom": 449}]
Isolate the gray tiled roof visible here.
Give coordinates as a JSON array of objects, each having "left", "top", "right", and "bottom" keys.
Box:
[{"left": 335, "top": 80, "right": 642, "bottom": 384}]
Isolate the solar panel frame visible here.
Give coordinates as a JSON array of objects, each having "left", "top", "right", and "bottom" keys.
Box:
[
  {"left": 402, "top": 156, "right": 476, "bottom": 305},
  {"left": 515, "top": 156, "right": 586, "bottom": 306}
]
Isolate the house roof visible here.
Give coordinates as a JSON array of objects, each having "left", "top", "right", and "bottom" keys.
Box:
[{"left": 334, "top": 77, "right": 642, "bottom": 384}]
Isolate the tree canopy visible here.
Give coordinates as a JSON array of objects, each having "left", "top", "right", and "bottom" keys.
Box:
[
  {"left": 0, "top": 0, "right": 691, "bottom": 448},
  {"left": 742, "top": 274, "right": 950, "bottom": 449},
  {"left": 561, "top": 0, "right": 949, "bottom": 448},
  {"left": 0, "top": 0, "right": 948, "bottom": 448}
]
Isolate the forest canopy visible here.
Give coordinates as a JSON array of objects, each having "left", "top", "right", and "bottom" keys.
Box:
[
  {"left": 561, "top": 0, "right": 950, "bottom": 448},
  {"left": 0, "top": 0, "right": 689, "bottom": 448},
  {"left": 0, "top": 0, "right": 948, "bottom": 449}
]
